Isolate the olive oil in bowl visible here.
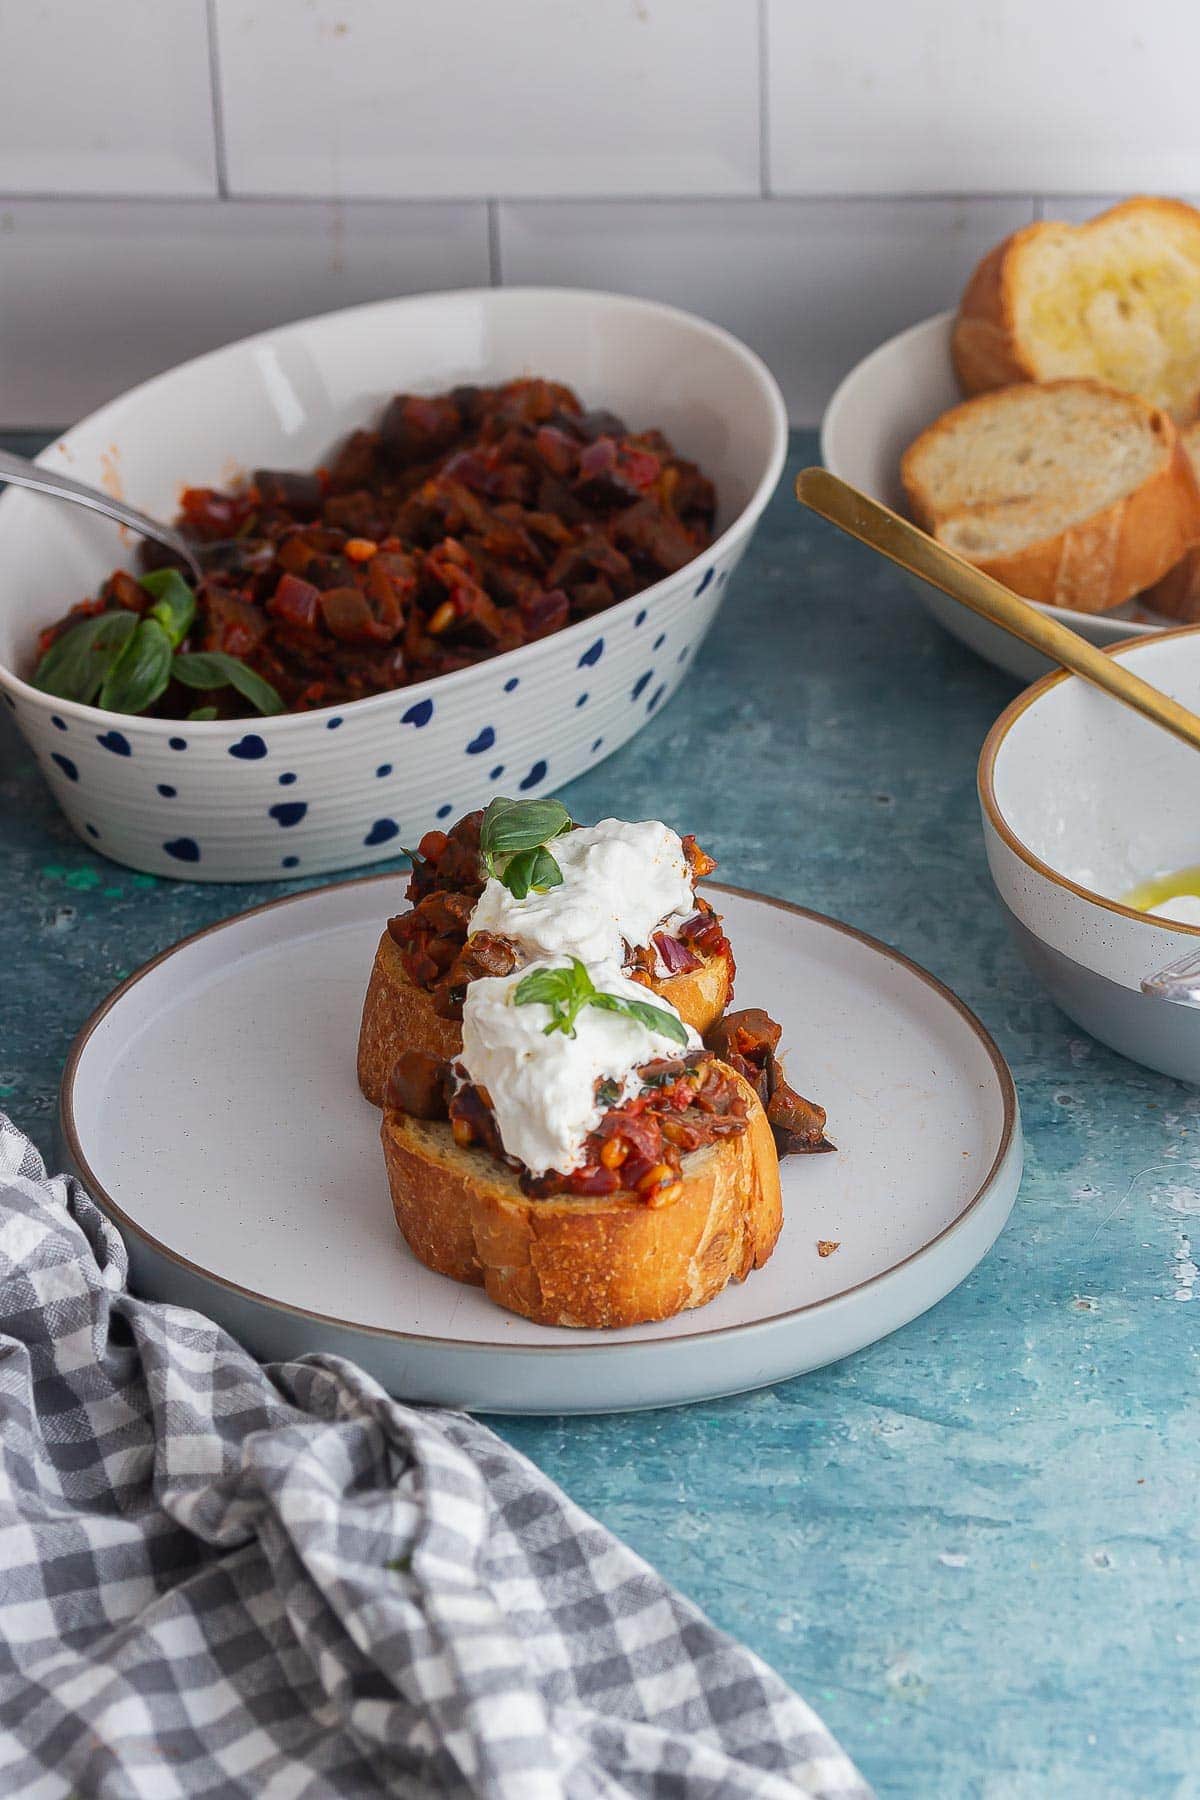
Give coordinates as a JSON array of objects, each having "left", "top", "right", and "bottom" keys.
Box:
[{"left": 1123, "top": 866, "right": 1200, "bottom": 925}]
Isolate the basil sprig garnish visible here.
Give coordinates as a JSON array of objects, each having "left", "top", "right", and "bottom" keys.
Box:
[
  {"left": 139, "top": 567, "right": 196, "bottom": 647},
  {"left": 172, "top": 651, "right": 283, "bottom": 716},
  {"left": 99, "top": 617, "right": 174, "bottom": 714},
  {"left": 34, "top": 610, "right": 136, "bottom": 702},
  {"left": 515, "top": 956, "right": 690, "bottom": 1046},
  {"left": 479, "top": 797, "right": 572, "bottom": 898},
  {"left": 31, "top": 567, "right": 282, "bottom": 718}
]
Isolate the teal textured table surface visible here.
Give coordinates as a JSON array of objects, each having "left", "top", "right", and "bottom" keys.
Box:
[{"left": 3, "top": 430, "right": 1197, "bottom": 1797}]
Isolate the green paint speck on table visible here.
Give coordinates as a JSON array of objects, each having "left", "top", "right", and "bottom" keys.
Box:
[{"left": 3, "top": 430, "right": 1197, "bottom": 1797}]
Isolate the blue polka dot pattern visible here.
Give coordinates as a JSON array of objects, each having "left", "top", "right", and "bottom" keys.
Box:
[
  {"left": 694, "top": 566, "right": 715, "bottom": 596},
  {"left": 169, "top": 737, "right": 187, "bottom": 751},
  {"left": 578, "top": 638, "right": 604, "bottom": 668},
  {"left": 402, "top": 699, "right": 434, "bottom": 728},
  {"left": 364, "top": 818, "right": 400, "bottom": 846},
  {"left": 278, "top": 771, "right": 297, "bottom": 786},
  {"left": 326, "top": 716, "right": 344, "bottom": 730},
  {"left": 163, "top": 837, "right": 200, "bottom": 863},
  {"left": 97, "top": 730, "right": 131, "bottom": 757},
  {"left": 519, "top": 760, "right": 548, "bottom": 791},
  {"left": 376, "top": 763, "right": 392, "bottom": 778},
  {"left": 648, "top": 684, "right": 666, "bottom": 712},
  {"left": 677, "top": 646, "right": 690, "bottom": 664},
  {"left": 156, "top": 783, "right": 177, "bottom": 798},
  {"left": 632, "top": 671, "right": 653, "bottom": 700},
  {"left": 85, "top": 824, "right": 99, "bottom": 839},
  {"left": 504, "top": 676, "right": 520, "bottom": 692},
  {"left": 269, "top": 801, "right": 307, "bottom": 828},
  {"left": 489, "top": 764, "right": 504, "bottom": 780},
  {"left": 635, "top": 610, "right": 647, "bottom": 627},
  {"left": 653, "top": 633, "right": 666, "bottom": 651},
  {"left": 591, "top": 737, "right": 604, "bottom": 753},
  {"left": 52, "top": 716, "right": 67, "bottom": 732},
  {"left": 437, "top": 803, "right": 454, "bottom": 819},
  {"left": 51, "top": 753, "right": 78, "bottom": 782},
  {"left": 282, "top": 855, "right": 299, "bottom": 869},
  {"left": 466, "top": 726, "right": 495, "bottom": 755},
  {"left": 229, "top": 733, "right": 267, "bottom": 761},
  {"left": 575, "top": 692, "right": 588, "bottom": 708}
]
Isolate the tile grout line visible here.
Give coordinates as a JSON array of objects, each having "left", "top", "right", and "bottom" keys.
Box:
[
  {"left": 757, "top": 0, "right": 771, "bottom": 198},
  {"left": 204, "top": 0, "right": 230, "bottom": 199},
  {"left": 487, "top": 200, "right": 502, "bottom": 285}
]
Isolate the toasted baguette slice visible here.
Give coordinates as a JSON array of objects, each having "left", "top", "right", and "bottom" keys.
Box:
[
  {"left": 357, "top": 928, "right": 734, "bottom": 1106},
  {"left": 900, "top": 380, "right": 1200, "bottom": 613},
  {"left": 380, "top": 1067, "right": 781, "bottom": 1328},
  {"left": 953, "top": 198, "right": 1200, "bottom": 419},
  {"left": 1142, "top": 421, "right": 1200, "bottom": 620}
]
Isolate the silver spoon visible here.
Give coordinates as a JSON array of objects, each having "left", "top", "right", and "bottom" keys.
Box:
[{"left": 0, "top": 447, "right": 204, "bottom": 584}]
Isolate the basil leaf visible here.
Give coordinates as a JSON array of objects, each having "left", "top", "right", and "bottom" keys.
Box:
[
  {"left": 590, "top": 990, "right": 691, "bottom": 1047},
  {"left": 480, "top": 797, "right": 572, "bottom": 859},
  {"left": 619, "top": 998, "right": 691, "bottom": 1047},
  {"left": 138, "top": 568, "right": 196, "bottom": 648},
  {"left": 514, "top": 966, "right": 574, "bottom": 1008},
  {"left": 173, "top": 650, "right": 283, "bottom": 716},
  {"left": 98, "top": 618, "right": 173, "bottom": 714},
  {"left": 33, "top": 610, "right": 136, "bottom": 703},
  {"left": 500, "top": 844, "right": 564, "bottom": 899},
  {"left": 188, "top": 705, "right": 219, "bottom": 721},
  {"left": 515, "top": 958, "right": 594, "bottom": 1037}
]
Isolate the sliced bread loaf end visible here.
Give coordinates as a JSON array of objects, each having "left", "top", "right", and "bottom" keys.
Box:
[{"left": 901, "top": 380, "right": 1200, "bottom": 613}]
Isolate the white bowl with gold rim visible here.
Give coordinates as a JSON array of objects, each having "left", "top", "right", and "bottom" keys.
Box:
[{"left": 979, "top": 625, "right": 1200, "bottom": 1082}]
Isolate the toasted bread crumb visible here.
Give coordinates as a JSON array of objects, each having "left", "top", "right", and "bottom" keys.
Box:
[{"left": 817, "top": 1239, "right": 840, "bottom": 1258}]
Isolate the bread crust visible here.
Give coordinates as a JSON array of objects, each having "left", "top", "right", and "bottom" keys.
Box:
[
  {"left": 952, "top": 198, "right": 1200, "bottom": 416},
  {"left": 357, "top": 928, "right": 734, "bottom": 1106},
  {"left": 1143, "top": 422, "right": 1200, "bottom": 620},
  {"left": 901, "top": 380, "right": 1200, "bottom": 613},
  {"left": 379, "top": 1067, "right": 782, "bottom": 1328}
]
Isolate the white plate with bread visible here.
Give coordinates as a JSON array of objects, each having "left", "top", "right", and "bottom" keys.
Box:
[
  {"left": 58, "top": 865, "right": 1022, "bottom": 1414},
  {"left": 823, "top": 198, "right": 1200, "bottom": 682}
]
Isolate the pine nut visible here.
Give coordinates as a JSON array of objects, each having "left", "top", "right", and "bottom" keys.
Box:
[{"left": 636, "top": 1161, "right": 673, "bottom": 1193}]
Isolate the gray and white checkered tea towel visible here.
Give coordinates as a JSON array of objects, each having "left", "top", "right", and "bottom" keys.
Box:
[{"left": 0, "top": 1114, "right": 869, "bottom": 1799}]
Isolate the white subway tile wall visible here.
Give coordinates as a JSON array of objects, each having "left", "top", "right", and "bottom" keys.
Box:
[
  {"left": 0, "top": 1, "right": 1197, "bottom": 425},
  {"left": 0, "top": 201, "right": 490, "bottom": 423},
  {"left": 767, "top": 0, "right": 1200, "bottom": 196},
  {"left": 498, "top": 198, "right": 1035, "bottom": 425},
  {"left": 0, "top": 0, "right": 217, "bottom": 197},
  {"left": 214, "top": 0, "right": 761, "bottom": 200}
]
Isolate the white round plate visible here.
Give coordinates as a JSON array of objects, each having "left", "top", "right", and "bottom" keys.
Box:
[{"left": 60, "top": 879, "right": 1022, "bottom": 1414}]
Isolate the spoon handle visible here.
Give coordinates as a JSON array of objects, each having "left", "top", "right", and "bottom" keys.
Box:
[
  {"left": 795, "top": 465, "right": 1200, "bottom": 755},
  {"left": 0, "top": 448, "right": 202, "bottom": 584}
]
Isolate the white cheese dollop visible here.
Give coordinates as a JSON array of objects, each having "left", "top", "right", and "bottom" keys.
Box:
[
  {"left": 1147, "top": 894, "right": 1200, "bottom": 926},
  {"left": 459, "top": 959, "right": 700, "bottom": 1176},
  {"left": 468, "top": 818, "right": 695, "bottom": 967}
]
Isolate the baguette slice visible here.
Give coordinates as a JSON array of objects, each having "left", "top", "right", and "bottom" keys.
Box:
[
  {"left": 900, "top": 380, "right": 1200, "bottom": 613},
  {"left": 380, "top": 1067, "right": 781, "bottom": 1328},
  {"left": 953, "top": 198, "right": 1200, "bottom": 419},
  {"left": 1142, "top": 421, "right": 1200, "bottom": 620},
  {"left": 357, "top": 927, "right": 734, "bottom": 1106}
]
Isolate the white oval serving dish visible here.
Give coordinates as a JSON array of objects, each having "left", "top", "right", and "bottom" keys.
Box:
[
  {"left": 980, "top": 624, "right": 1200, "bottom": 1083},
  {"left": 820, "top": 311, "right": 1162, "bottom": 684},
  {"left": 59, "top": 878, "right": 1022, "bottom": 1415},
  {"left": 0, "top": 288, "right": 787, "bottom": 882}
]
